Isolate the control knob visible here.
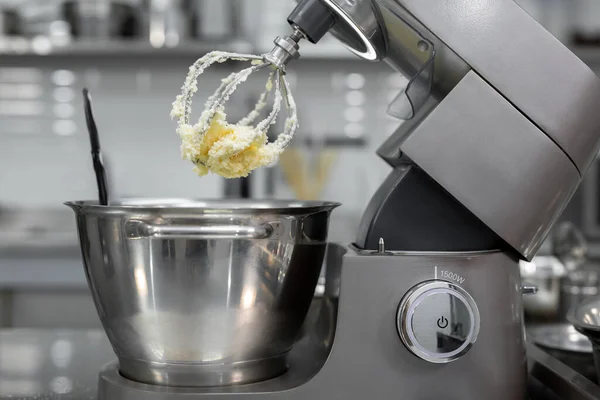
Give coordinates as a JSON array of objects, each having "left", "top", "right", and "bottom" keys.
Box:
[{"left": 396, "top": 280, "right": 480, "bottom": 363}]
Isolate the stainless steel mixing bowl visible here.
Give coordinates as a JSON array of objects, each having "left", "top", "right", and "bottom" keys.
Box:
[{"left": 65, "top": 199, "right": 339, "bottom": 387}]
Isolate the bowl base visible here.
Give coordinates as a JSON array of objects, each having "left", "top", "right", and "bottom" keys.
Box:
[{"left": 118, "top": 354, "right": 289, "bottom": 387}]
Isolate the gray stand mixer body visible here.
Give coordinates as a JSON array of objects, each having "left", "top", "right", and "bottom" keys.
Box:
[
  {"left": 99, "top": 245, "right": 527, "bottom": 400},
  {"left": 91, "top": 0, "right": 600, "bottom": 398}
]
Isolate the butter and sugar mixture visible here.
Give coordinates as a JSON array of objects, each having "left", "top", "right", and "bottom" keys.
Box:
[{"left": 178, "top": 108, "right": 280, "bottom": 179}]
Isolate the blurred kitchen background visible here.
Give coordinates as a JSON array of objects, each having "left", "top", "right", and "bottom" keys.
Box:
[{"left": 0, "top": 0, "right": 599, "bottom": 328}]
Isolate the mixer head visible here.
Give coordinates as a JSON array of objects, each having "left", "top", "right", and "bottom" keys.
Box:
[{"left": 278, "top": 0, "right": 600, "bottom": 261}]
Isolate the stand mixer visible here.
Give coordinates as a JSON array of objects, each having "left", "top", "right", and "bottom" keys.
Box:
[{"left": 72, "top": 0, "right": 600, "bottom": 399}]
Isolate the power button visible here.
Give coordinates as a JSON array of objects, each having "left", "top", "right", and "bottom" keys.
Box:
[
  {"left": 437, "top": 316, "right": 449, "bottom": 329},
  {"left": 396, "top": 281, "right": 480, "bottom": 364}
]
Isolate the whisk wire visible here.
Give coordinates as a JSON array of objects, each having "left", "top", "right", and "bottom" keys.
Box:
[
  {"left": 172, "top": 47, "right": 301, "bottom": 177},
  {"left": 271, "top": 73, "right": 298, "bottom": 150},
  {"left": 199, "top": 63, "right": 267, "bottom": 133},
  {"left": 178, "top": 51, "right": 265, "bottom": 126},
  {"left": 238, "top": 70, "right": 277, "bottom": 127},
  {"left": 256, "top": 72, "right": 282, "bottom": 134}
]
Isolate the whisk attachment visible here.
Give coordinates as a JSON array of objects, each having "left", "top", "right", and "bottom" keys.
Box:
[
  {"left": 171, "top": 30, "right": 305, "bottom": 179},
  {"left": 264, "top": 30, "right": 304, "bottom": 72}
]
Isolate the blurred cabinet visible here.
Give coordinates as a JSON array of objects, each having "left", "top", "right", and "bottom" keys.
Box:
[
  {"left": 9, "top": 290, "right": 101, "bottom": 328},
  {"left": 573, "top": 0, "right": 600, "bottom": 45}
]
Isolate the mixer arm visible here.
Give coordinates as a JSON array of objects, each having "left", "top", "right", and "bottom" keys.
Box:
[{"left": 283, "top": 0, "right": 600, "bottom": 261}]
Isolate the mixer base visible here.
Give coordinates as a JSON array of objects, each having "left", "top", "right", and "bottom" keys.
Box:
[{"left": 99, "top": 246, "right": 528, "bottom": 400}]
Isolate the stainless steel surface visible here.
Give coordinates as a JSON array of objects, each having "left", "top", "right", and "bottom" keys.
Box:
[
  {"left": 0, "top": 329, "right": 113, "bottom": 400},
  {"left": 0, "top": 299, "right": 331, "bottom": 399},
  {"left": 396, "top": 0, "right": 600, "bottom": 174},
  {"left": 396, "top": 280, "right": 480, "bottom": 364},
  {"left": 399, "top": 71, "right": 580, "bottom": 260},
  {"left": 323, "top": 0, "right": 600, "bottom": 173},
  {"left": 65, "top": 199, "right": 338, "bottom": 387},
  {"left": 569, "top": 297, "right": 600, "bottom": 333},
  {"left": 0, "top": 330, "right": 565, "bottom": 400},
  {"left": 521, "top": 256, "right": 567, "bottom": 280},
  {"left": 97, "top": 249, "right": 527, "bottom": 400},
  {"left": 377, "top": 237, "right": 385, "bottom": 253},
  {"left": 0, "top": 248, "right": 530, "bottom": 400},
  {"left": 530, "top": 324, "right": 593, "bottom": 354},
  {"left": 521, "top": 224, "right": 591, "bottom": 322},
  {"left": 303, "top": 0, "right": 600, "bottom": 260},
  {"left": 521, "top": 255, "right": 567, "bottom": 319},
  {"left": 324, "top": 0, "right": 469, "bottom": 121},
  {"left": 264, "top": 31, "right": 303, "bottom": 71},
  {"left": 372, "top": 237, "right": 392, "bottom": 255},
  {"left": 528, "top": 341, "right": 600, "bottom": 399},
  {"left": 124, "top": 219, "right": 273, "bottom": 239},
  {"left": 529, "top": 324, "right": 596, "bottom": 383},
  {"left": 320, "top": 0, "right": 386, "bottom": 61},
  {"left": 568, "top": 297, "right": 600, "bottom": 384},
  {"left": 522, "top": 284, "right": 539, "bottom": 295}
]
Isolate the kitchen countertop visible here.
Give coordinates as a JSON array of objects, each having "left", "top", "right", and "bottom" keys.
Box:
[
  {"left": 0, "top": 329, "right": 595, "bottom": 400},
  {"left": 0, "top": 329, "right": 114, "bottom": 400}
]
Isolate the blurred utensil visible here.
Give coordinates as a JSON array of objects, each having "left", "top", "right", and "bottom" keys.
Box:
[
  {"left": 521, "top": 255, "right": 567, "bottom": 320},
  {"left": 553, "top": 221, "right": 588, "bottom": 271},
  {"left": 279, "top": 148, "right": 336, "bottom": 201},
  {"left": 144, "top": 0, "right": 190, "bottom": 47},
  {"left": 567, "top": 297, "right": 600, "bottom": 383},
  {"left": 529, "top": 323, "right": 596, "bottom": 382},
  {"left": 0, "top": 8, "right": 19, "bottom": 36},
  {"left": 521, "top": 222, "right": 589, "bottom": 322},
  {"left": 63, "top": 0, "right": 139, "bottom": 39},
  {"left": 82, "top": 88, "right": 109, "bottom": 206},
  {"left": 560, "top": 268, "right": 600, "bottom": 321},
  {"left": 303, "top": 136, "right": 366, "bottom": 148}
]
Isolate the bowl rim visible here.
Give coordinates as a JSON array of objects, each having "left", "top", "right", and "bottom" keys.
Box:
[
  {"left": 567, "top": 297, "right": 600, "bottom": 333},
  {"left": 64, "top": 198, "right": 342, "bottom": 215}
]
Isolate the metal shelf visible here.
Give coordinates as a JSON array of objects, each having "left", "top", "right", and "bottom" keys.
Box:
[
  {"left": 0, "top": 38, "right": 255, "bottom": 57},
  {"left": 1, "top": 38, "right": 597, "bottom": 65},
  {"left": 0, "top": 36, "right": 362, "bottom": 60}
]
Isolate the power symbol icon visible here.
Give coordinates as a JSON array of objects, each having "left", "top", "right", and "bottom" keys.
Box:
[{"left": 437, "top": 316, "right": 449, "bottom": 329}]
